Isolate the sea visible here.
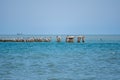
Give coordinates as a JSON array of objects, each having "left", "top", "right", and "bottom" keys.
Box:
[{"left": 0, "top": 35, "right": 120, "bottom": 80}]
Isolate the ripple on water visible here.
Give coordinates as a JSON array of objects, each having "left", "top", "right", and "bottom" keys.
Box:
[{"left": 0, "top": 40, "right": 120, "bottom": 80}]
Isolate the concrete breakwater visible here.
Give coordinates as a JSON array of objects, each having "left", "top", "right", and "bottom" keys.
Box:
[
  {"left": 0, "top": 37, "right": 51, "bottom": 42},
  {"left": 0, "top": 36, "right": 85, "bottom": 43}
]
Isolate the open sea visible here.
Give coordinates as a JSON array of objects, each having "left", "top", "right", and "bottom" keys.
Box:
[{"left": 0, "top": 35, "right": 120, "bottom": 80}]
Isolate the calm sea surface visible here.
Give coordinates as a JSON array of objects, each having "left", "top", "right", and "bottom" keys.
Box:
[{"left": 0, "top": 35, "right": 120, "bottom": 80}]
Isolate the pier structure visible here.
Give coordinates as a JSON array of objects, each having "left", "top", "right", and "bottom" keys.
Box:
[
  {"left": 66, "top": 36, "right": 75, "bottom": 42},
  {"left": 56, "top": 36, "right": 61, "bottom": 42},
  {"left": 77, "top": 36, "right": 85, "bottom": 43},
  {"left": 77, "top": 36, "right": 82, "bottom": 43},
  {"left": 81, "top": 36, "right": 85, "bottom": 43}
]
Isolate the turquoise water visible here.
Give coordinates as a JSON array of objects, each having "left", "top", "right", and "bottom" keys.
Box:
[{"left": 0, "top": 35, "right": 120, "bottom": 80}]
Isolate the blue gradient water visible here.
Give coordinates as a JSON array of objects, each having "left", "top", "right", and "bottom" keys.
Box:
[{"left": 0, "top": 35, "right": 120, "bottom": 80}]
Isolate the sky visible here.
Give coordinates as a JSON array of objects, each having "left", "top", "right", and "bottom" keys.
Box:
[{"left": 0, "top": 0, "right": 120, "bottom": 35}]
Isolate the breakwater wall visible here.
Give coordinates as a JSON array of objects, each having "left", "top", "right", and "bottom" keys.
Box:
[{"left": 0, "top": 36, "right": 85, "bottom": 43}]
